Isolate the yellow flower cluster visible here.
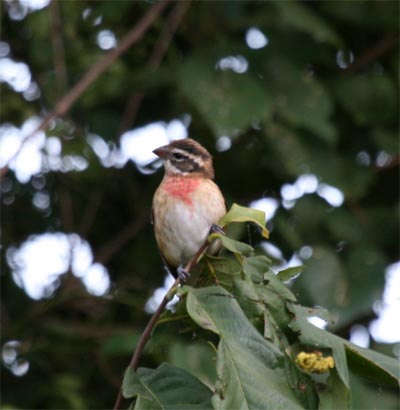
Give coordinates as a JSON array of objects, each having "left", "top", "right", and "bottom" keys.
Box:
[{"left": 295, "top": 351, "right": 335, "bottom": 374}]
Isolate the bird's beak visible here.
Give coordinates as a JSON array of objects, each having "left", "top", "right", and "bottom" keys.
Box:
[{"left": 153, "top": 145, "right": 169, "bottom": 159}]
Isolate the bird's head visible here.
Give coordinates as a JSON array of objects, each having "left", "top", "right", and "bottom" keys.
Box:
[{"left": 153, "top": 139, "right": 214, "bottom": 179}]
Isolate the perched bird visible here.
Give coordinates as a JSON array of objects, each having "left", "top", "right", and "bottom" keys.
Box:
[{"left": 152, "top": 138, "right": 226, "bottom": 280}]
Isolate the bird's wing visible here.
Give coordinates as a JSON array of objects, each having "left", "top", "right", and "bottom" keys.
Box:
[{"left": 151, "top": 207, "right": 176, "bottom": 278}]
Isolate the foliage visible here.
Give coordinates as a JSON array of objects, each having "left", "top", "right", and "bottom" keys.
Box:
[
  {"left": 1, "top": 1, "right": 399, "bottom": 409},
  {"left": 121, "top": 205, "right": 399, "bottom": 409}
]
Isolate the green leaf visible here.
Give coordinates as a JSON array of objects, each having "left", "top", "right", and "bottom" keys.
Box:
[
  {"left": 277, "top": 266, "right": 304, "bottom": 282},
  {"left": 242, "top": 255, "right": 271, "bottom": 283},
  {"left": 122, "top": 363, "right": 213, "bottom": 409},
  {"left": 293, "top": 246, "right": 347, "bottom": 312},
  {"left": 219, "top": 203, "right": 269, "bottom": 239},
  {"left": 263, "top": 266, "right": 298, "bottom": 303},
  {"left": 280, "top": 352, "right": 319, "bottom": 409},
  {"left": 100, "top": 331, "right": 140, "bottom": 356},
  {"left": 122, "top": 367, "right": 147, "bottom": 399},
  {"left": 318, "top": 368, "right": 350, "bottom": 410},
  {"left": 319, "top": 1, "right": 399, "bottom": 29},
  {"left": 203, "top": 255, "right": 242, "bottom": 290},
  {"left": 350, "top": 370, "right": 400, "bottom": 410},
  {"left": 168, "top": 341, "right": 217, "bottom": 390},
  {"left": 185, "top": 286, "right": 304, "bottom": 409},
  {"left": 256, "top": 285, "right": 292, "bottom": 330},
  {"left": 330, "top": 75, "right": 397, "bottom": 126},
  {"left": 370, "top": 129, "right": 399, "bottom": 154},
  {"left": 264, "top": 124, "right": 313, "bottom": 177},
  {"left": 336, "top": 246, "right": 387, "bottom": 329},
  {"left": 209, "top": 233, "right": 254, "bottom": 256},
  {"left": 179, "top": 56, "right": 273, "bottom": 138},
  {"left": 273, "top": 1, "right": 342, "bottom": 46},
  {"left": 213, "top": 339, "right": 303, "bottom": 410},
  {"left": 232, "top": 277, "right": 265, "bottom": 324},
  {"left": 345, "top": 344, "right": 400, "bottom": 387},
  {"left": 264, "top": 60, "right": 336, "bottom": 143}
]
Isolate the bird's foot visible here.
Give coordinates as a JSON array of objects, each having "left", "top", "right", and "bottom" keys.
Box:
[
  {"left": 210, "top": 224, "right": 225, "bottom": 235},
  {"left": 177, "top": 265, "right": 190, "bottom": 281}
]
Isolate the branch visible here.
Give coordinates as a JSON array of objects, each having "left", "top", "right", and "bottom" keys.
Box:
[
  {"left": 58, "top": 184, "right": 75, "bottom": 232},
  {"left": 119, "top": 0, "right": 191, "bottom": 133},
  {"left": 113, "top": 241, "right": 209, "bottom": 410},
  {"left": 96, "top": 214, "right": 149, "bottom": 265},
  {"left": 344, "top": 32, "right": 398, "bottom": 75},
  {"left": 0, "top": 1, "right": 170, "bottom": 178},
  {"left": 49, "top": 0, "right": 67, "bottom": 95},
  {"left": 77, "top": 189, "right": 105, "bottom": 237}
]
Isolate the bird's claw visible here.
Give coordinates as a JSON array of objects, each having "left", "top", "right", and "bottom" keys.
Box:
[
  {"left": 177, "top": 265, "right": 190, "bottom": 281},
  {"left": 210, "top": 224, "right": 225, "bottom": 236}
]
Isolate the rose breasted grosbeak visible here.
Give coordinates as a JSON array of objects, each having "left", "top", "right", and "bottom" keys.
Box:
[{"left": 152, "top": 139, "right": 226, "bottom": 280}]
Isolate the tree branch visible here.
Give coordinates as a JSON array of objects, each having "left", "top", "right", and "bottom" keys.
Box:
[
  {"left": 96, "top": 214, "right": 149, "bottom": 265},
  {"left": 344, "top": 32, "right": 398, "bottom": 75},
  {"left": 119, "top": 0, "right": 191, "bottom": 134},
  {"left": 113, "top": 241, "right": 209, "bottom": 410},
  {"left": 49, "top": 0, "right": 67, "bottom": 96},
  {"left": 58, "top": 183, "right": 75, "bottom": 232},
  {"left": 0, "top": 1, "right": 170, "bottom": 178}
]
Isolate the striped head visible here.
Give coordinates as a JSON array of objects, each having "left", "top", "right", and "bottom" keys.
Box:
[{"left": 153, "top": 139, "right": 214, "bottom": 179}]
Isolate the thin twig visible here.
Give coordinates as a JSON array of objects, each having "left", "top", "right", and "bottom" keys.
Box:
[
  {"left": 0, "top": 1, "right": 170, "bottom": 178},
  {"left": 49, "top": 0, "right": 67, "bottom": 95},
  {"left": 119, "top": 0, "right": 191, "bottom": 134},
  {"left": 96, "top": 214, "right": 149, "bottom": 265},
  {"left": 77, "top": 189, "right": 105, "bottom": 237},
  {"left": 113, "top": 241, "right": 209, "bottom": 410},
  {"left": 344, "top": 32, "right": 398, "bottom": 75},
  {"left": 58, "top": 183, "right": 75, "bottom": 232}
]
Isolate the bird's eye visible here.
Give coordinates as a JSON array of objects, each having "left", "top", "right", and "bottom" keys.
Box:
[{"left": 172, "top": 152, "right": 185, "bottom": 161}]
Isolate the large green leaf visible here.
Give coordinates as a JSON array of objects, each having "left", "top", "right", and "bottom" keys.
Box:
[
  {"left": 349, "top": 370, "right": 400, "bottom": 410},
  {"left": 202, "top": 255, "right": 242, "bottom": 290},
  {"left": 294, "top": 246, "right": 347, "bottom": 312},
  {"left": 263, "top": 59, "right": 336, "bottom": 143},
  {"left": 122, "top": 363, "right": 213, "bottom": 409},
  {"left": 251, "top": 257, "right": 298, "bottom": 303},
  {"left": 319, "top": 1, "right": 399, "bottom": 29},
  {"left": 184, "top": 286, "right": 304, "bottom": 409},
  {"left": 213, "top": 339, "right": 303, "bottom": 410},
  {"left": 264, "top": 124, "right": 313, "bottom": 177},
  {"left": 179, "top": 57, "right": 273, "bottom": 138},
  {"left": 273, "top": 1, "right": 342, "bottom": 46},
  {"left": 329, "top": 75, "right": 397, "bottom": 126},
  {"left": 345, "top": 344, "right": 400, "bottom": 387},
  {"left": 335, "top": 245, "right": 387, "bottom": 329},
  {"left": 370, "top": 129, "right": 399, "bottom": 155},
  {"left": 219, "top": 203, "right": 269, "bottom": 239},
  {"left": 168, "top": 341, "right": 218, "bottom": 390},
  {"left": 242, "top": 254, "right": 271, "bottom": 283},
  {"left": 318, "top": 368, "right": 350, "bottom": 410}
]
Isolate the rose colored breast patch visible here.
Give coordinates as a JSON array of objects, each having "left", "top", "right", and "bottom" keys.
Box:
[{"left": 162, "top": 177, "right": 201, "bottom": 206}]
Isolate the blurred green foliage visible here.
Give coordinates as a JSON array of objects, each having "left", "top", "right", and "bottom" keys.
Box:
[{"left": 1, "top": 1, "right": 399, "bottom": 409}]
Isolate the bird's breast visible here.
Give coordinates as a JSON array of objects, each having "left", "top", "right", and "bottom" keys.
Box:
[
  {"left": 153, "top": 177, "right": 226, "bottom": 267},
  {"left": 161, "top": 176, "right": 201, "bottom": 206}
]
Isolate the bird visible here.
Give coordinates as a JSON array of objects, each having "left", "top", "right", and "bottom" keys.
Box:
[{"left": 152, "top": 138, "right": 226, "bottom": 280}]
